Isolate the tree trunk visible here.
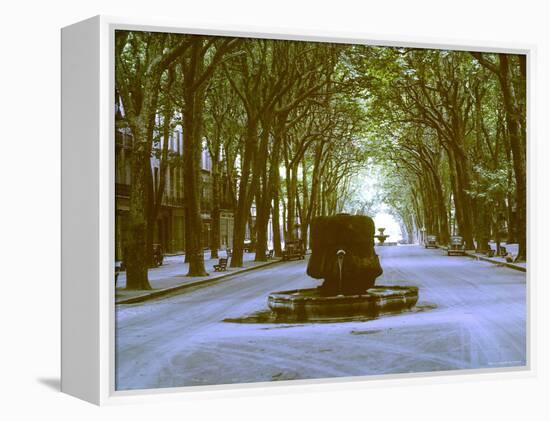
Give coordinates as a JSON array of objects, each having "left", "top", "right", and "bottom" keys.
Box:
[
  {"left": 182, "top": 44, "right": 208, "bottom": 276},
  {"left": 253, "top": 122, "right": 272, "bottom": 261},
  {"left": 184, "top": 206, "right": 191, "bottom": 263},
  {"left": 125, "top": 123, "right": 152, "bottom": 290},
  {"left": 230, "top": 119, "right": 258, "bottom": 267},
  {"left": 285, "top": 164, "right": 298, "bottom": 241},
  {"left": 475, "top": 202, "right": 491, "bottom": 252},
  {"left": 472, "top": 52, "right": 526, "bottom": 261},
  {"left": 254, "top": 191, "right": 270, "bottom": 261},
  {"left": 272, "top": 185, "right": 283, "bottom": 257},
  {"left": 447, "top": 144, "right": 475, "bottom": 249},
  {"left": 499, "top": 55, "right": 527, "bottom": 261},
  {"left": 145, "top": 160, "right": 155, "bottom": 265},
  {"left": 431, "top": 170, "right": 449, "bottom": 245},
  {"left": 148, "top": 70, "right": 174, "bottom": 261},
  {"left": 300, "top": 158, "right": 309, "bottom": 247},
  {"left": 209, "top": 149, "right": 221, "bottom": 259}
]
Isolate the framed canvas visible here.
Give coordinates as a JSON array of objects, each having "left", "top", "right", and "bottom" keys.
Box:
[{"left": 61, "top": 15, "right": 533, "bottom": 405}]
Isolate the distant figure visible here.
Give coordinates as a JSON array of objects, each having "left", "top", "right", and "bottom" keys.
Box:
[{"left": 307, "top": 214, "right": 383, "bottom": 295}]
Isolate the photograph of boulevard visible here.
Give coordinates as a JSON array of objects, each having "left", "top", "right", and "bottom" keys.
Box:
[{"left": 114, "top": 30, "right": 527, "bottom": 391}]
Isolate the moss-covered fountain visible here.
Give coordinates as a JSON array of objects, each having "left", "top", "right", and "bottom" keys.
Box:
[{"left": 267, "top": 214, "right": 418, "bottom": 322}]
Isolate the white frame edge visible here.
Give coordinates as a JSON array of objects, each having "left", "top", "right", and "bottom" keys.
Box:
[
  {"left": 61, "top": 16, "right": 101, "bottom": 404},
  {"left": 61, "top": 14, "right": 536, "bottom": 406}
]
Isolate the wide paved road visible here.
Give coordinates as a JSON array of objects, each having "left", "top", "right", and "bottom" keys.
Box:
[{"left": 115, "top": 245, "right": 527, "bottom": 390}]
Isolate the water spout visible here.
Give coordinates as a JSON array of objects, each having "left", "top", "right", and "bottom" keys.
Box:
[{"left": 337, "top": 249, "right": 346, "bottom": 295}]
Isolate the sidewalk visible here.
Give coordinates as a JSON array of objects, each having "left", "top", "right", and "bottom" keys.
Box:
[
  {"left": 439, "top": 242, "right": 526, "bottom": 272},
  {"left": 116, "top": 251, "right": 282, "bottom": 304},
  {"left": 465, "top": 242, "right": 526, "bottom": 272}
]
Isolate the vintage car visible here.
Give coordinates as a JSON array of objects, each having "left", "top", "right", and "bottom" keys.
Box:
[
  {"left": 447, "top": 236, "right": 465, "bottom": 256},
  {"left": 282, "top": 240, "right": 305, "bottom": 261},
  {"left": 424, "top": 235, "right": 437, "bottom": 248}
]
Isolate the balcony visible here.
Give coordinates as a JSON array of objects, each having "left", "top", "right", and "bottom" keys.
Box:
[{"left": 163, "top": 195, "right": 184, "bottom": 207}]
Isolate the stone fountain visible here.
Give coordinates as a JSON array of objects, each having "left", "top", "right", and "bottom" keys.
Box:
[
  {"left": 267, "top": 214, "right": 418, "bottom": 322},
  {"left": 374, "top": 227, "right": 389, "bottom": 245}
]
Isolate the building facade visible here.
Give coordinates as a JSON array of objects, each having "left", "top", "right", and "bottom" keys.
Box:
[{"left": 115, "top": 115, "right": 235, "bottom": 260}]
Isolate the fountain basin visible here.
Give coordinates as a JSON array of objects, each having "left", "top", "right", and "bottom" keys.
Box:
[{"left": 267, "top": 286, "right": 419, "bottom": 322}]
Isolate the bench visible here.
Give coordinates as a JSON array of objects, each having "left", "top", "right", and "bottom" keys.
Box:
[
  {"left": 266, "top": 249, "right": 274, "bottom": 259},
  {"left": 214, "top": 258, "right": 228, "bottom": 271}
]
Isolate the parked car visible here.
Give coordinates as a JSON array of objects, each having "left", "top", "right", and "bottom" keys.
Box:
[
  {"left": 282, "top": 240, "right": 305, "bottom": 261},
  {"left": 424, "top": 235, "right": 437, "bottom": 248},
  {"left": 447, "top": 236, "right": 465, "bottom": 256}
]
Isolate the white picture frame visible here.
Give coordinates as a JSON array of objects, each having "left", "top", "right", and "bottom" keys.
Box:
[{"left": 61, "top": 15, "right": 535, "bottom": 405}]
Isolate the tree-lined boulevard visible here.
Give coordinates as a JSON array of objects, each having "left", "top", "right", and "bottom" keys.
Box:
[
  {"left": 115, "top": 32, "right": 527, "bottom": 390},
  {"left": 115, "top": 33, "right": 527, "bottom": 291},
  {"left": 115, "top": 245, "right": 526, "bottom": 390}
]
